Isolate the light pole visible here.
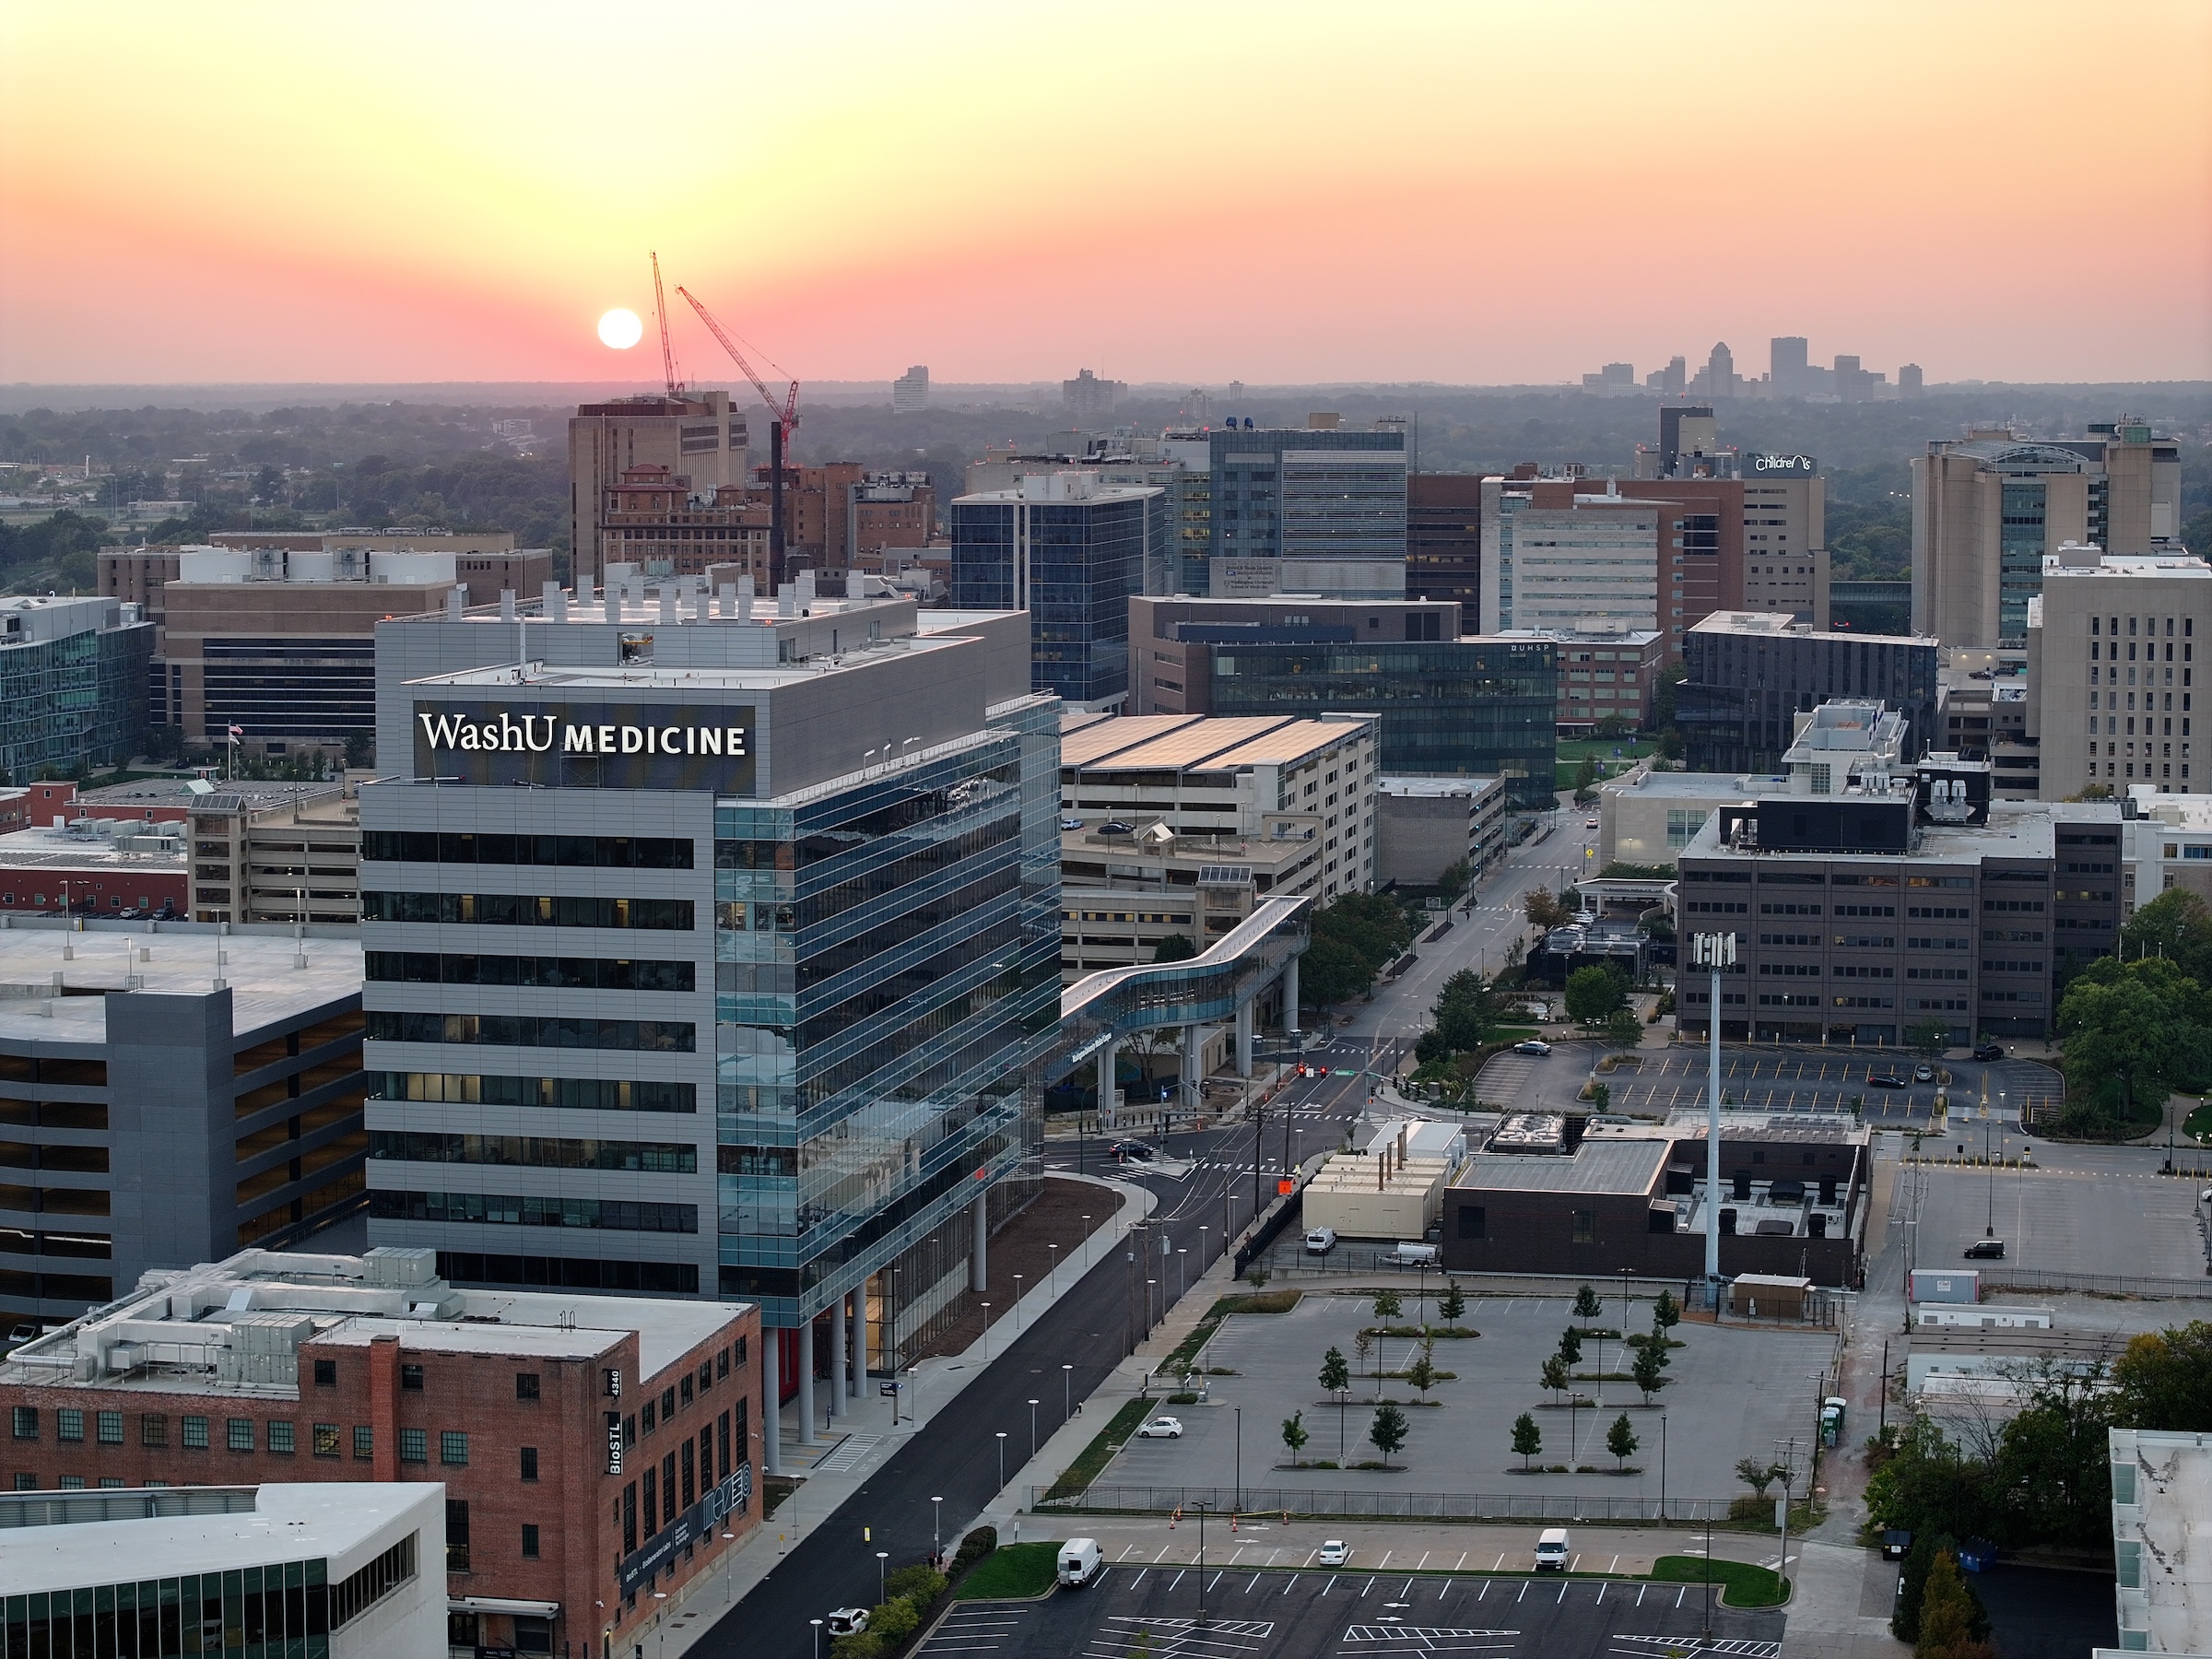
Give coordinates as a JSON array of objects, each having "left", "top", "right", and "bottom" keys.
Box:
[
  {"left": 1013, "top": 1274, "right": 1024, "bottom": 1328},
  {"left": 722, "top": 1531, "right": 736, "bottom": 1603},
  {"left": 877, "top": 1549, "right": 888, "bottom": 1604},
  {"left": 1063, "top": 1363, "right": 1074, "bottom": 1421},
  {"left": 1195, "top": 1502, "right": 1210, "bottom": 1628},
  {"left": 980, "top": 1301, "right": 991, "bottom": 1359},
  {"left": 1029, "top": 1398, "right": 1040, "bottom": 1462},
  {"left": 1659, "top": 1415, "right": 1667, "bottom": 1521},
  {"left": 1233, "top": 1406, "right": 1241, "bottom": 1513},
  {"left": 1048, "top": 1242, "right": 1060, "bottom": 1289},
  {"left": 932, "top": 1495, "right": 943, "bottom": 1569},
  {"left": 810, "top": 1618, "right": 823, "bottom": 1659},
  {"left": 995, "top": 1430, "right": 1007, "bottom": 1492},
  {"left": 1176, "top": 1248, "right": 1187, "bottom": 1301},
  {"left": 1691, "top": 931, "right": 1735, "bottom": 1308}
]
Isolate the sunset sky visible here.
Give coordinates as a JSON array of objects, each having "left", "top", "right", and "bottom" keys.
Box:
[{"left": 4, "top": 1, "right": 2208, "bottom": 388}]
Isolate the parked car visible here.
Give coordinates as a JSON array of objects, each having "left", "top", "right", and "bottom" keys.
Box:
[
  {"left": 1912, "top": 1064, "right": 1936, "bottom": 1083},
  {"left": 1583, "top": 818, "right": 1598, "bottom": 830},
  {"left": 1383, "top": 1242, "right": 1440, "bottom": 1267},
  {"left": 1136, "top": 1416, "right": 1183, "bottom": 1439},
  {"left": 1316, "top": 1540, "right": 1350, "bottom": 1567},
  {"left": 1534, "top": 1528, "right": 1571, "bottom": 1571},
  {"left": 1099, "top": 820, "right": 1134, "bottom": 835},
  {"left": 1060, "top": 817, "right": 1084, "bottom": 830},
  {"left": 1963, "top": 1238, "right": 2006, "bottom": 1260},
  {"left": 1514, "top": 1039, "right": 1552, "bottom": 1056},
  {"left": 1110, "top": 1140, "right": 1159, "bottom": 1162},
  {"left": 1868, "top": 1074, "right": 1906, "bottom": 1088},
  {"left": 826, "top": 1609, "right": 870, "bottom": 1637},
  {"left": 1303, "top": 1227, "right": 1338, "bottom": 1256},
  {"left": 1971, "top": 1042, "right": 2005, "bottom": 1062},
  {"left": 1882, "top": 1529, "right": 1913, "bottom": 1561},
  {"left": 1058, "top": 1538, "right": 1103, "bottom": 1587}
]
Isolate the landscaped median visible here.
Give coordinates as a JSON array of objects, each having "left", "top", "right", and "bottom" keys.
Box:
[{"left": 1649, "top": 1554, "right": 1789, "bottom": 1608}]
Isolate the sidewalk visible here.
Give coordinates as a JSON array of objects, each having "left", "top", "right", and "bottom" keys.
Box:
[{"left": 628, "top": 1171, "right": 1157, "bottom": 1659}]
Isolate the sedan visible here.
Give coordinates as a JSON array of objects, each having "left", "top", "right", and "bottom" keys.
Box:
[
  {"left": 826, "top": 1609, "right": 870, "bottom": 1637},
  {"left": 1583, "top": 818, "right": 1599, "bottom": 830},
  {"left": 1110, "top": 1140, "right": 1159, "bottom": 1162},
  {"left": 1316, "top": 1540, "right": 1351, "bottom": 1567},
  {"left": 1912, "top": 1064, "right": 1936, "bottom": 1083},
  {"left": 1972, "top": 1042, "right": 2005, "bottom": 1062},
  {"left": 1514, "top": 1040, "right": 1552, "bottom": 1056},
  {"left": 1867, "top": 1075, "right": 1907, "bottom": 1088},
  {"left": 1136, "top": 1416, "right": 1184, "bottom": 1439},
  {"left": 1060, "top": 817, "right": 1084, "bottom": 830}
]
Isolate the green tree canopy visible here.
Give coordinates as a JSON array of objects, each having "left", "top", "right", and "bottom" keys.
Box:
[
  {"left": 1299, "top": 936, "right": 1374, "bottom": 1010},
  {"left": 1151, "top": 935, "right": 1198, "bottom": 964},
  {"left": 1524, "top": 888, "right": 1575, "bottom": 931},
  {"left": 1631, "top": 1342, "right": 1667, "bottom": 1403},
  {"left": 1319, "top": 1346, "right": 1351, "bottom": 1401},
  {"left": 1436, "top": 859, "right": 1470, "bottom": 902},
  {"left": 1281, "top": 1410, "right": 1309, "bottom": 1464},
  {"left": 1368, "top": 1402, "right": 1409, "bottom": 1466},
  {"left": 1438, "top": 1280, "right": 1466, "bottom": 1324},
  {"left": 2113, "top": 1321, "right": 2212, "bottom": 1431},
  {"left": 1606, "top": 1413, "right": 1639, "bottom": 1468},
  {"left": 1565, "top": 966, "right": 1630, "bottom": 1026},
  {"left": 2119, "top": 888, "right": 2212, "bottom": 986},
  {"left": 1432, "top": 968, "right": 1500, "bottom": 1052},
  {"left": 1911, "top": 1547, "right": 1993, "bottom": 1657},
  {"left": 1539, "top": 1353, "right": 1571, "bottom": 1400},
  {"left": 1512, "top": 1411, "right": 1542, "bottom": 1469},
  {"left": 2056, "top": 955, "right": 2212, "bottom": 1125}
]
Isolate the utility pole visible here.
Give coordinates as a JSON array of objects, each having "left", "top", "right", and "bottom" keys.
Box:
[{"left": 1691, "top": 932, "right": 1735, "bottom": 1307}]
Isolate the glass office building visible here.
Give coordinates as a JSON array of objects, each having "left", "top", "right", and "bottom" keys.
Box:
[
  {"left": 1206, "top": 426, "right": 1407, "bottom": 599},
  {"left": 950, "top": 476, "right": 1156, "bottom": 710},
  {"left": 0, "top": 595, "right": 152, "bottom": 781}
]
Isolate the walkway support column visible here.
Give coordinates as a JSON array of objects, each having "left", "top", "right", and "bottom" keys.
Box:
[
  {"left": 1235, "top": 997, "right": 1254, "bottom": 1078},
  {"left": 854, "top": 1281, "right": 872, "bottom": 1394},
  {"left": 1182, "top": 1024, "right": 1203, "bottom": 1124},
  {"left": 762, "top": 1329, "right": 782, "bottom": 1475},
  {"left": 1096, "top": 1041, "right": 1118, "bottom": 1128},
  {"left": 1283, "top": 955, "right": 1300, "bottom": 1035},
  {"left": 971, "top": 1193, "right": 988, "bottom": 1292},
  {"left": 830, "top": 1295, "right": 847, "bottom": 1420},
  {"left": 796, "top": 1321, "right": 818, "bottom": 1447}
]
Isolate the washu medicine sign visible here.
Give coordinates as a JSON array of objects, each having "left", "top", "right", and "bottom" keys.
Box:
[{"left": 412, "top": 700, "right": 757, "bottom": 791}]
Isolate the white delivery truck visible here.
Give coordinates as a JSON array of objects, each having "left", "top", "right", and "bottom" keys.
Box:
[{"left": 1058, "top": 1538, "right": 1103, "bottom": 1588}]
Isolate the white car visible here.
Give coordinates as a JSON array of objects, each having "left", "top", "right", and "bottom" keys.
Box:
[
  {"left": 1316, "top": 1539, "right": 1350, "bottom": 1567},
  {"left": 1136, "top": 1416, "right": 1184, "bottom": 1439},
  {"left": 1583, "top": 818, "right": 1598, "bottom": 830},
  {"left": 826, "top": 1608, "right": 870, "bottom": 1636},
  {"left": 1514, "top": 1040, "right": 1552, "bottom": 1056}
]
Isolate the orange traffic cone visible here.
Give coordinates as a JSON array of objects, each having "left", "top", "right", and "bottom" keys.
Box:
[
  {"left": 1170, "top": 1506, "right": 1181, "bottom": 1529},
  {"left": 1230, "top": 1512, "right": 1240, "bottom": 1533}
]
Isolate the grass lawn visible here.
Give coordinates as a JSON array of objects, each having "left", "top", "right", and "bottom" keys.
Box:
[
  {"left": 1554, "top": 735, "right": 1655, "bottom": 789},
  {"left": 1649, "top": 1555, "right": 1789, "bottom": 1608},
  {"left": 2184, "top": 1100, "right": 2212, "bottom": 1143},
  {"left": 957, "top": 1542, "right": 1061, "bottom": 1600},
  {"left": 1042, "top": 1397, "right": 1151, "bottom": 1500}
]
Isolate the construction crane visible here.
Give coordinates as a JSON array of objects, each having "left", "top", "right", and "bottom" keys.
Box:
[
  {"left": 675, "top": 286, "right": 799, "bottom": 435},
  {"left": 649, "top": 252, "right": 684, "bottom": 400}
]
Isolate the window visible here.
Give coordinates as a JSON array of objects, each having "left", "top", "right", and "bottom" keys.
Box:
[
  {"left": 56, "top": 1408, "right": 83, "bottom": 1443},
  {"left": 228, "top": 1418, "right": 254, "bottom": 1452},
  {"left": 1458, "top": 1205, "right": 1486, "bottom": 1240},
  {"left": 441, "top": 1431, "right": 470, "bottom": 1466},
  {"left": 355, "top": 1426, "right": 374, "bottom": 1461},
  {"left": 96, "top": 1411, "right": 122, "bottom": 1445},
  {"left": 313, "top": 1359, "right": 337, "bottom": 1387},
  {"left": 662, "top": 1386, "right": 677, "bottom": 1421},
  {"left": 10, "top": 1475, "right": 32, "bottom": 1490},
  {"left": 401, "top": 1363, "right": 424, "bottom": 1392},
  {"left": 1571, "top": 1210, "right": 1596, "bottom": 1244},
  {"left": 522, "top": 1523, "right": 541, "bottom": 1559},
  {"left": 268, "top": 1420, "right": 296, "bottom": 1454},
  {"left": 642, "top": 1399, "right": 656, "bottom": 1433},
  {"left": 516, "top": 1371, "right": 540, "bottom": 1402},
  {"left": 447, "top": 1500, "right": 472, "bottom": 1572},
  {"left": 314, "top": 1423, "right": 341, "bottom": 1458},
  {"left": 521, "top": 1445, "right": 539, "bottom": 1482},
  {"left": 182, "top": 1416, "right": 209, "bottom": 1450},
  {"left": 717, "top": 1347, "right": 731, "bottom": 1382},
  {"left": 9, "top": 1406, "right": 33, "bottom": 1441},
  {"left": 680, "top": 1375, "right": 694, "bottom": 1407},
  {"left": 400, "top": 1428, "right": 428, "bottom": 1464},
  {"left": 140, "top": 1414, "right": 167, "bottom": 1448}
]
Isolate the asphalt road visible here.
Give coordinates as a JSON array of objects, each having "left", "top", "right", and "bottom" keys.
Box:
[{"left": 701, "top": 814, "right": 1588, "bottom": 1655}]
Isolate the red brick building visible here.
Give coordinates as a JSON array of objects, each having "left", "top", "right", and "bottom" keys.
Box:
[{"left": 0, "top": 1247, "right": 760, "bottom": 1657}]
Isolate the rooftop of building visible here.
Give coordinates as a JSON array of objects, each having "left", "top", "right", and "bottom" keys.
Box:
[
  {"left": 0, "top": 921, "right": 360, "bottom": 1044},
  {"left": 1059, "top": 823, "right": 1322, "bottom": 871},
  {"left": 1602, "top": 769, "right": 1783, "bottom": 800},
  {"left": 1493, "top": 627, "right": 1665, "bottom": 648},
  {"left": 1377, "top": 775, "right": 1504, "bottom": 799},
  {"left": 2128, "top": 786, "right": 2212, "bottom": 830},
  {"left": 1688, "top": 610, "right": 1925, "bottom": 647},
  {"left": 77, "top": 778, "right": 350, "bottom": 816},
  {"left": 2040, "top": 542, "right": 2212, "bottom": 580},
  {"left": 1679, "top": 794, "right": 2122, "bottom": 865},
  {"left": 1058, "top": 712, "right": 1372, "bottom": 774},
  {"left": 1584, "top": 1111, "right": 1871, "bottom": 1147},
  {"left": 1451, "top": 1138, "right": 1669, "bottom": 1195},
  {"left": 0, "top": 1482, "right": 441, "bottom": 1594},
  {"left": 952, "top": 470, "right": 1162, "bottom": 506},
  {"left": 2110, "top": 1426, "right": 2212, "bottom": 1654},
  {"left": 0, "top": 818, "right": 184, "bottom": 871},
  {"left": 0, "top": 1247, "right": 748, "bottom": 1396}
]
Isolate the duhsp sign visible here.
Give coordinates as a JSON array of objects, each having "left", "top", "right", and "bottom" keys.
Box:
[{"left": 412, "top": 700, "right": 756, "bottom": 791}]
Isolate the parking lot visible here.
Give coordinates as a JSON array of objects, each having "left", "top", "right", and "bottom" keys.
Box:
[
  {"left": 1101, "top": 1292, "right": 1839, "bottom": 1510},
  {"left": 1599, "top": 1049, "right": 2061, "bottom": 1128},
  {"left": 1895, "top": 1157, "right": 2212, "bottom": 1280},
  {"left": 953, "top": 1559, "right": 1785, "bottom": 1659}
]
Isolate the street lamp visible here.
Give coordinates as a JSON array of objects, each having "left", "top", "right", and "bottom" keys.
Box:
[
  {"left": 877, "top": 1549, "right": 889, "bottom": 1604},
  {"left": 811, "top": 1618, "right": 824, "bottom": 1659},
  {"left": 1194, "top": 1502, "right": 1210, "bottom": 1628},
  {"left": 995, "top": 1430, "right": 1008, "bottom": 1491},
  {"left": 1176, "top": 1248, "right": 1187, "bottom": 1301},
  {"left": 1013, "top": 1274, "right": 1024, "bottom": 1328},
  {"left": 1659, "top": 1416, "right": 1667, "bottom": 1521},
  {"left": 1029, "top": 1398, "right": 1040, "bottom": 1461},
  {"left": 980, "top": 1301, "right": 991, "bottom": 1359},
  {"left": 722, "top": 1531, "right": 736, "bottom": 1603},
  {"left": 1048, "top": 1242, "right": 1060, "bottom": 1289},
  {"left": 1063, "top": 1363, "right": 1074, "bottom": 1421}
]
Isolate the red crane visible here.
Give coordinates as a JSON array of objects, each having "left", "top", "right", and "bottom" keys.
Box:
[
  {"left": 675, "top": 286, "right": 799, "bottom": 435},
  {"left": 649, "top": 252, "right": 684, "bottom": 400}
]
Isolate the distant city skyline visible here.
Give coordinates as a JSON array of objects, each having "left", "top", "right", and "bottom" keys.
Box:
[{"left": 3, "top": 2, "right": 2207, "bottom": 387}]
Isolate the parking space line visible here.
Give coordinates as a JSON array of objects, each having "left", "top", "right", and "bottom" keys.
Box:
[
  {"left": 1283, "top": 1574, "right": 1300, "bottom": 1595},
  {"left": 1168, "top": 1570, "right": 1183, "bottom": 1591},
  {"left": 1321, "top": 1575, "right": 1334, "bottom": 1596},
  {"left": 1247, "top": 1573, "right": 1262, "bottom": 1594},
  {"left": 1596, "top": 1583, "right": 1606, "bottom": 1604},
  {"left": 1360, "top": 1576, "right": 1376, "bottom": 1597},
  {"left": 1516, "top": 1582, "right": 1528, "bottom": 1603},
  {"left": 1492, "top": 1555, "right": 1505, "bottom": 1571},
  {"left": 1208, "top": 1571, "right": 1225, "bottom": 1593},
  {"left": 1557, "top": 1581, "right": 1567, "bottom": 1603},
  {"left": 1455, "top": 1553, "right": 1467, "bottom": 1571},
  {"left": 1607, "top": 1555, "right": 1618, "bottom": 1573},
  {"left": 1477, "top": 1582, "right": 1488, "bottom": 1600},
  {"left": 1115, "top": 1545, "right": 1139, "bottom": 1560},
  {"left": 1378, "top": 1551, "right": 1392, "bottom": 1569},
  {"left": 1635, "top": 1584, "right": 1644, "bottom": 1606},
  {"left": 1417, "top": 1552, "right": 1430, "bottom": 1571},
  {"left": 1676, "top": 1586, "right": 1686, "bottom": 1607}
]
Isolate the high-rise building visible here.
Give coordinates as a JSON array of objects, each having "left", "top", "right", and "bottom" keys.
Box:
[
  {"left": 1406, "top": 475, "right": 1484, "bottom": 613},
  {"left": 1688, "top": 343, "right": 1740, "bottom": 398},
  {"left": 1579, "top": 361, "right": 1637, "bottom": 394},
  {"left": 1480, "top": 479, "right": 1664, "bottom": 635},
  {"left": 1492, "top": 625, "right": 1667, "bottom": 733},
  {"left": 1770, "top": 336, "right": 1810, "bottom": 393},
  {"left": 0, "top": 595, "right": 152, "bottom": 778},
  {"left": 363, "top": 587, "right": 1061, "bottom": 1421},
  {"left": 950, "top": 470, "right": 1158, "bottom": 709},
  {"left": 1677, "top": 611, "right": 1938, "bottom": 773},
  {"left": 1636, "top": 409, "right": 1829, "bottom": 629},
  {"left": 1126, "top": 595, "right": 1556, "bottom": 806},
  {"left": 892, "top": 365, "right": 929, "bottom": 414},
  {"left": 1898, "top": 363, "right": 1924, "bottom": 395},
  {"left": 1063, "top": 369, "right": 1124, "bottom": 420},
  {"left": 599, "top": 465, "right": 768, "bottom": 584},
  {"left": 568, "top": 393, "right": 748, "bottom": 592},
  {"left": 2025, "top": 543, "right": 2212, "bottom": 798},
  {"left": 1643, "top": 357, "right": 1688, "bottom": 396},
  {"left": 1912, "top": 419, "right": 2183, "bottom": 647},
  {"left": 1205, "top": 423, "right": 1408, "bottom": 600}
]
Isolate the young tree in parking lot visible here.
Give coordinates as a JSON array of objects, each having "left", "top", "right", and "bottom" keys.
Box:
[
  {"left": 1652, "top": 1289, "right": 1681, "bottom": 1333},
  {"left": 1406, "top": 1338, "right": 1439, "bottom": 1403},
  {"left": 1631, "top": 1341, "right": 1667, "bottom": 1403},
  {"left": 1368, "top": 1402, "right": 1410, "bottom": 1469},
  {"left": 1736, "top": 1456, "right": 1783, "bottom": 1498},
  {"left": 1371, "top": 1288, "right": 1403, "bottom": 1323},
  {"left": 1540, "top": 1353, "right": 1571, "bottom": 1402},
  {"left": 1905, "top": 1019, "right": 1950, "bottom": 1059},
  {"left": 1282, "top": 1410, "right": 1310, "bottom": 1467},
  {"left": 1604, "top": 1006, "right": 1642, "bottom": 1051},
  {"left": 1354, "top": 1330, "right": 1375, "bottom": 1390},
  {"left": 1512, "top": 1412, "right": 1543, "bottom": 1470},
  {"left": 1557, "top": 1327, "right": 1583, "bottom": 1366},
  {"left": 1319, "top": 1346, "right": 1351, "bottom": 1405},
  {"left": 1606, "top": 1413, "right": 1639, "bottom": 1470},
  {"left": 1438, "top": 1280, "right": 1466, "bottom": 1324},
  {"left": 1572, "top": 1284, "right": 1605, "bottom": 1322}
]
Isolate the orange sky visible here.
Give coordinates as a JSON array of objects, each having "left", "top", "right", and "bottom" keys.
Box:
[{"left": 4, "top": 1, "right": 2207, "bottom": 387}]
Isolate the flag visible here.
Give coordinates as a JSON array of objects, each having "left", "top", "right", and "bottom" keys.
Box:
[{"left": 227, "top": 725, "right": 243, "bottom": 738}]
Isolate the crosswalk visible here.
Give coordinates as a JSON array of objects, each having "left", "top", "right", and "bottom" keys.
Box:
[{"left": 809, "top": 1432, "right": 880, "bottom": 1473}]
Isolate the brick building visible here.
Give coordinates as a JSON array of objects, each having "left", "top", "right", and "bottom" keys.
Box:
[{"left": 0, "top": 1247, "right": 760, "bottom": 1657}]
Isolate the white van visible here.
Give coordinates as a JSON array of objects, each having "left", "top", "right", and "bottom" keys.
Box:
[
  {"left": 1384, "top": 1242, "right": 1440, "bottom": 1267},
  {"left": 1304, "top": 1227, "right": 1338, "bottom": 1255},
  {"left": 1534, "top": 1528, "right": 1571, "bottom": 1571},
  {"left": 1058, "top": 1537, "right": 1103, "bottom": 1588}
]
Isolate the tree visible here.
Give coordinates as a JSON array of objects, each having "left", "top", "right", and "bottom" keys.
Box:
[
  {"left": 1992, "top": 1365, "right": 2116, "bottom": 1547},
  {"left": 1652, "top": 1289, "right": 1680, "bottom": 1332},
  {"left": 1437, "top": 859, "right": 1471, "bottom": 902},
  {"left": 1524, "top": 887, "right": 1574, "bottom": 931},
  {"left": 1911, "top": 1548, "right": 1992, "bottom": 1657},
  {"left": 1572, "top": 1284, "right": 1604, "bottom": 1322},
  {"left": 1566, "top": 967, "right": 1629, "bottom": 1027},
  {"left": 1573, "top": 754, "right": 1598, "bottom": 793},
  {"left": 1300, "top": 936, "right": 1374, "bottom": 1011},
  {"left": 1438, "top": 1280, "right": 1466, "bottom": 1324},
  {"left": 1151, "top": 935, "right": 1198, "bottom": 964},
  {"left": 1557, "top": 1327, "right": 1583, "bottom": 1366},
  {"left": 2113, "top": 1321, "right": 2212, "bottom": 1432},
  {"left": 1368, "top": 1402, "right": 1409, "bottom": 1468},
  {"left": 1905, "top": 1019, "right": 1951, "bottom": 1058},
  {"left": 1606, "top": 1413, "right": 1639, "bottom": 1469},
  {"left": 1433, "top": 969, "right": 1500, "bottom": 1052},
  {"left": 2055, "top": 956, "right": 2212, "bottom": 1134},
  {"left": 1406, "top": 1340, "right": 1439, "bottom": 1403},
  {"left": 2119, "top": 888, "right": 2212, "bottom": 986},
  {"left": 1603, "top": 1006, "right": 1642, "bottom": 1050},
  {"left": 1735, "top": 1456, "right": 1783, "bottom": 1498},
  {"left": 1539, "top": 1354, "right": 1571, "bottom": 1402},
  {"left": 1371, "top": 1288, "right": 1403, "bottom": 1323},
  {"left": 1512, "top": 1411, "right": 1543, "bottom": 1470},
  {"left": 1354, "top": 1329, "right": 1375, "bottom": 1390},
  {"left": 1319, "top": 1346, "right": 1351, "bottom": 1404},
  {"left": 1282, "top": 1410, "right": 1310, "bottom": 1467},
  {"left": 1630, "top": 1342, "right": 1667, "bottom": 1403}
]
